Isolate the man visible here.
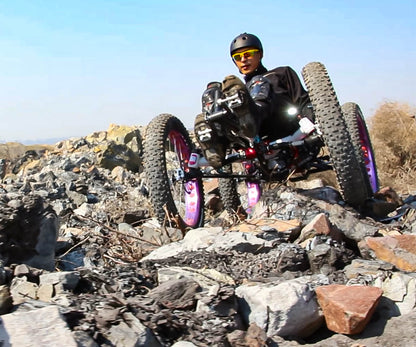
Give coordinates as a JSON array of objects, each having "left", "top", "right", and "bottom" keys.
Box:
[{"left": 194, "top": 33, "right": 311, "bottom": 168}]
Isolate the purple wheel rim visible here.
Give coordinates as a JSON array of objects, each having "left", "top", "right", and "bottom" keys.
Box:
[
  {"left": 356, "top": 116, "right": 379, "bottom": 192},
  {"left": 168, "top": 130, "right": 202, "bottom": 227},
  {"left": 245, "top": 181, "right": 261, "bottom": 214}
]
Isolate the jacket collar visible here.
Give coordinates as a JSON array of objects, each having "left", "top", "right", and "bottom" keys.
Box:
[{"left": 243, "top": 63, "right": 268, "bottom": 82}]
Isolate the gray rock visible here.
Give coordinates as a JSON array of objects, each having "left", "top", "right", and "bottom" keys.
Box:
[
  {"left": 39, "top": 271, "right": 80, "bottom": 291},
  {"left": 0, "top": 305, "right": 77, "bottom": 346},
  {"left": 379, "top": 272, "right": 416, "bottom": 314},
  {"left": 28, "top": 209, "right": 59, "bottom": 271},
  {"left": 37, "top": 283, "right": 54, "bottom": 302},
  {"left": 0, "top": 194, "right": 58, "bottom": 271},
  {"left": 105, "top": 312, "right": 161, "bottom": 347},
  {"left": 344, "top": 258, "right": 394, "bottom": 282},
  {"left": 235, "top": 276, "right": 327, "bottom": 338},
  {"left": 141, "top": 227, "right": 275, "bottom": 261},
  {"left": 72, "top": 331, "right": 99, "bottom": 347},
  {"left": 326, "top": 203, "right": 379, "bottom": 241},
  {"left": 148, "top": 278, "right": 200, "bottom": 310},
  {"left": 10, "top": 277, "right": 38, "bottom": 304},
  {"left": 157, "top": 266, "right": 235, "bottom": 295},
  {"left": 0, "top": 285, "right": 13, "bottom": 314},
  {"left": 171, "top": 342, "right": 198, "bottom": 347}
]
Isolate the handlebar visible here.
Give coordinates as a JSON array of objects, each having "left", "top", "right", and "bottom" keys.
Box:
[
  {"left": 205, "top": 109, "right": 228, "bottom": 122},
  {"left": 205, "top": 93, "right": 242, "bottom": 122}
]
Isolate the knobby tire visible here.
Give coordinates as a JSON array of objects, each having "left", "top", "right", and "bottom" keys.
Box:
[
  {"left": 341, "top": 102, "right": 379, "bottom": 195},
  {"left": 302, "top": 62, "right": 371, "bottom": 206},
  {"left": 143, "top": 114, "right": 204, "bottom": 229}
]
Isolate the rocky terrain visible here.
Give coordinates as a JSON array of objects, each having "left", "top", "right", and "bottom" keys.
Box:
[{"left": 0, "top": 123, "right": 415, "bottom": 346}]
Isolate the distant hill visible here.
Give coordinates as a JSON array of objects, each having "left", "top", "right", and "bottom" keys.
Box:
[{"left": 0, "top": 142, "right": 54, "bottom": 161}]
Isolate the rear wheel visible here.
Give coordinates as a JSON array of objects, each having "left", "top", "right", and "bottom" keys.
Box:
[
  {"left": 341, "top": 102, "right": 379, "bottom": 194},
  {"left": 302, "top": 62, "right": 371, "bottom": 206},
  {"left": 218, "top": 175, "right": 243, "bottom": 220},
  {"left": 143, "top": 114, "right": 204, "bottom": 228},
  {"left": 218, "top": 162, "right": 261, "bottom": 220}
]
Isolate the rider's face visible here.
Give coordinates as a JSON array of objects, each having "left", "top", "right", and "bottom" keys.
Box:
[{"left": 232, "top": 47, "right": 262, "bottom": 75}]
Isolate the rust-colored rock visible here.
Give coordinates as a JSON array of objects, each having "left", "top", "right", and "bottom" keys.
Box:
[
  {"left": 296, "top": 213, "right": 343, "bottom": 244},
  {"left": 236, "top": 218, "right": 301, "bottom": 234},
  {"left": 366, "top": 235, "right": 416, "bottom": 271},
  {"left": 305, "top": 213, "right": 332, "bottom": 235},
  {"left": 316, "top": 284, "right": 383, "bottom": 334},
  {"left": 227, "top": 323, "right": 267, "bottom": 347}
]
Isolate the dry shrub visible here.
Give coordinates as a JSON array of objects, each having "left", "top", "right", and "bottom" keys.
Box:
[{"left": 369, "top": 102, "right": 416, "bottom": 194}]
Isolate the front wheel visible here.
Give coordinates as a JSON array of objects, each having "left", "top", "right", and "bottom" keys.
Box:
[
  {"left": 143, "top": 114, "right": 204, "bottom": 229},
  {"left": 302, "top": 62, "right": 372, "bottom": 207}
]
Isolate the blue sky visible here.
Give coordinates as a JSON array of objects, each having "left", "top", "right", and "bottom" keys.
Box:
[{"left": 0, "top": 0, "right": 415, "bottom": 143}]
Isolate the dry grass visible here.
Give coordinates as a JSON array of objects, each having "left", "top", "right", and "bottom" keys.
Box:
[{"left": 369, "top": 102, "right": 416, "bottom": 194}]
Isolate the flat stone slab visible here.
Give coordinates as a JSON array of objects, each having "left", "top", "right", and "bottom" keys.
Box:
[
  {"left": 366, "top": 235, "right": 416, "bottom": 271},
  {"left": 0, "top": 305, "right": 77, "bottom": 346}
]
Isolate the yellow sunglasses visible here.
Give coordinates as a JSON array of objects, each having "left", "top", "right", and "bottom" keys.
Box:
[{"left": 232, "top": 49, "right": 260, "bottom": 62}]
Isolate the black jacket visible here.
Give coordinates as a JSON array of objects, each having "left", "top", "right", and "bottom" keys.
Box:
[{"left": 244, "top": 63, "right": 310, "bottom": 139}]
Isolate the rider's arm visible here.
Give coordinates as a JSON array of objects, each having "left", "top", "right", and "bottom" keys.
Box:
[
  {"left": 282, "top": 66, "right": 310, "bottom": 108},
  {"left": 246, "top": 75, "right": 273, "bottom": 128}
]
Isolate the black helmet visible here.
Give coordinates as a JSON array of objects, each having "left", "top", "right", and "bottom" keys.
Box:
[{"left": 230, "top": 33, "right": 263, "bottom": 56}]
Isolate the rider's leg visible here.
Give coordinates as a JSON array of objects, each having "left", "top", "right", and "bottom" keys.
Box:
[
  {"left": 194, "top": 82, "right": 228, "bottom": 168},
  {"left": 222, "top": 75, "right": 258, "bottom": 138},
  {"left": 194, "top": 113, "right": 226, "bottom": 169}
]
